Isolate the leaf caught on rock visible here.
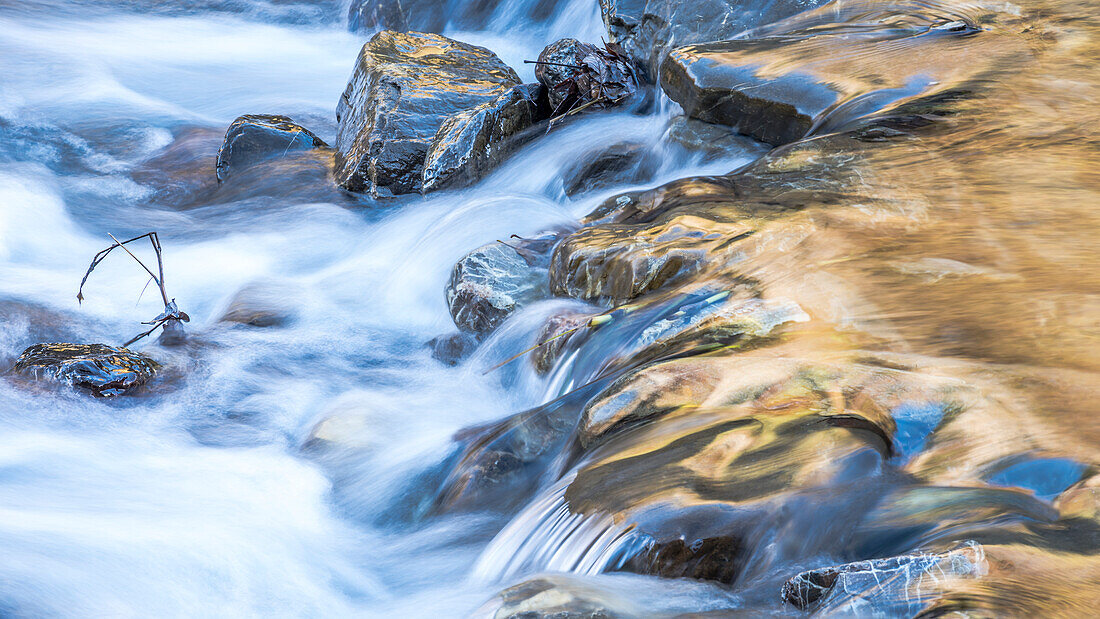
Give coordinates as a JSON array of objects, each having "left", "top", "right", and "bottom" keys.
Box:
[{"left": 529, "top": 39, "right": 638, "bottom": 131}]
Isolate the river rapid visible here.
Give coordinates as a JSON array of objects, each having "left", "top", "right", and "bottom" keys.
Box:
[{"left": 1, "top": 0, "right": 1098, "bottom": 617}]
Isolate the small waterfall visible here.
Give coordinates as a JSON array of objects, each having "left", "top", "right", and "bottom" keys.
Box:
[{"left": 471, "top": 474, "right": 651, "bottom": 585}]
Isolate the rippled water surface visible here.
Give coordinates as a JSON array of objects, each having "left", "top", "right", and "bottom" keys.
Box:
[{"left": 1, "top": 0, "right": 1097, "bottom": 616}]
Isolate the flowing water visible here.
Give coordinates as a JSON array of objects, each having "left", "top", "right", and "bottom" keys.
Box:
[{"left": 0, "top": 0, "right": 1097, "bottom": 616}]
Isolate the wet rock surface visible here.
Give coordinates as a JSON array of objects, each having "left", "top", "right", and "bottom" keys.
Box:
[
  {"left": 549, "top": 215, "right": 753, "bottom": 305},
  {"left": 347, "top": 0, "right": 446, "bottom": 33},
  {"left": 10, "top": 343, "right": 159, "bottom": 397},
  {"left": 446, "top": 237, "right": 553, "bottom": 334},
  {"left": 660, "top": 9, "right": 1020, "bottom": 144},
  {"left": 347, "top": 0, "right": 558, "bottom": 34},
  {"left": 215, "top": 114, "right": 328, "bottom": 182},
  {"left": 334, "top": 31, "right": 521, "bottom": 196},
  {"left": 422, "top": 83, "right": 548, "bottom": 192}
]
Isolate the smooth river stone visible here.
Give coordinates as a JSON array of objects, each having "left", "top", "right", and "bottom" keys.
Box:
[{"left": 215, "top": 114, "right": 328, "bottom": 182}]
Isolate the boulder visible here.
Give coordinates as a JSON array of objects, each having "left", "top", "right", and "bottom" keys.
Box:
[
  {"left": 215, "top": 114, "right": 328, "bottom": 182},
  {"left": 446, "top": 237, "right": 552, "bottom": 334},
  {"left": 421, "top": 83, "right": 548, "bottom": 192},
  {"left": 598, "top": 0, "right": 829, "bottom": 78},
  {"left": 11, "top": 343, "right": 159, "bottom": 397},
  {"left": 334, "top": 31, "right": 521, "bottom": 196},
  {"left": 660, "top": 15, "right": 1004, "bottom": 144}
]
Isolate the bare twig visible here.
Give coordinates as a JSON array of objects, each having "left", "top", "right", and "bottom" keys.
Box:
[
  {"left": 482, "top": 326, "right": 583, "bottom": 376},
  {"left": 77, "top": 231, "right": 188, "bottom": 348}
]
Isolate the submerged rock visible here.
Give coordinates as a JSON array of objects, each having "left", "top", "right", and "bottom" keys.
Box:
[
  {"left": 422, "top": 83, "right": 548, "bottom": 192},
  {"left": 11, "top": 343, "right": 159, "bottom": 397},
  {"left": 215, "top": 114, "right": 328, "bottom": 182},
  {"left": 474, "top": 575, "right": 636, "bottom": 618},
  {"left": 561, "top": 141, "right": 656, "bottom": 197},
  {"left": 598, "top": 0, "right": 828, "bottom": 78},
  {"left": 218, "top": 281, "right": 301, "bottom": 328},
  {"left": 334, "top": 31, "right": 521, "bottom": 196},
  {"left": 532, "top": 310, "right": 592, "bottom": 374},
  {"left": 663, "top": 116, "right": 770, "bottom": 163},
  {"left": 426, "top": 331, "right": 480, "bottom": 366},
  {"left": 446, "top": 238, "right": 552, "bottom": 334}
]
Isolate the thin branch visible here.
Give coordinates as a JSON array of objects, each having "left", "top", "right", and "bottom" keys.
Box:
[{"left": 482, "top": 326, "right": 582, "bottom": 376}]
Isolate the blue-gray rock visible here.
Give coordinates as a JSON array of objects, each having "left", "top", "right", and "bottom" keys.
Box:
[{"left": 445, "top": 240, "right": 549, "bottom": 334}]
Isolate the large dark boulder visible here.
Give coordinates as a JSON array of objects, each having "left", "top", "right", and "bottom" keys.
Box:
[
  {"left": 10, "top": 343, "right": 159, "bottom": 397},
  {"left": 215, "top": 114, "right": 328, "bottom": 182},
  {"left": 333, "top": 31, "right": 521, "bottom": 196},
  {"left": 662, "top": 47, "right": 836, "bottom": 145},
  {"left": 421, "top": 83, "right": 547, "bottom": 192},
  {"left": 660, "top": 16, "right": 998, "bottom": 145},
  {"left": 598, "top": 0, "right": 829, "bottom": 78}
]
